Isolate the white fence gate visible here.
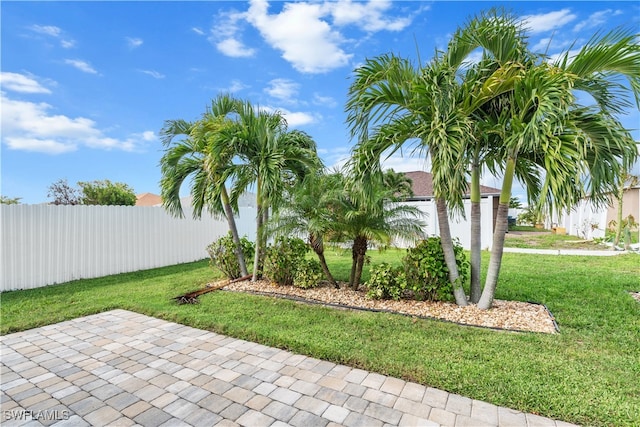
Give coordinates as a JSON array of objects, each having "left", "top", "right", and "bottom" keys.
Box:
[{"left": 1, "top": 205, "right": 255, "bottom": 292}]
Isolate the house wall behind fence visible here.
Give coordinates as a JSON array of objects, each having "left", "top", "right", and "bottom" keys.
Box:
[{"left": 1, "top": 205, "right": 255, "bottom": 292}]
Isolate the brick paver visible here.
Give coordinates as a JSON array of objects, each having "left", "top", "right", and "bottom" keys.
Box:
[{"left": 0, "top": 310, "right": 578, "bottom": 426}]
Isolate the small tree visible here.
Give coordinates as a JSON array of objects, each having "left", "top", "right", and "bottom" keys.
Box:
[
  {"left": 48, "top": 179, "right": 82, "bottom": 205},
  {"left": 78, "top": 180, "right": 136, "bottom": 206},
  {"left": 0, "top": 196, "right": 21, "bottom": 205}
]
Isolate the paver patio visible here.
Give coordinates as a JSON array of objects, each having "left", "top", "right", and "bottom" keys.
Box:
[{"left": 0, "top": 309, "right": 578, "bottom": 426}]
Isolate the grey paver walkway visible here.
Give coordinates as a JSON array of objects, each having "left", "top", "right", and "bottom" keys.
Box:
[{"left": 1, "top": 310, "right": 578, "bottom": 427}]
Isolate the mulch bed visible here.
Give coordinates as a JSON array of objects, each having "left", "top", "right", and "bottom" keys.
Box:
[{"left": 218, "top": 280, "right": 559, "bottom": 334}]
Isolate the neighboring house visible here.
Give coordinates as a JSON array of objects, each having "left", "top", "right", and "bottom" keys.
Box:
[
  {"left": 135, "top": 193, "right": 162, "bottom": 207},
  {"left": 555, "top": 184, "right": 640, "bottom": 240},
  {"left": 400, "top": 171, "right": 501, "bottom": 250},
  {"left": 135, "top": 192, "right": 258, "bottom": 209}
]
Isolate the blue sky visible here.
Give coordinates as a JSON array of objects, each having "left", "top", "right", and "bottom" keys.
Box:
[{"left": 2, "top": 1, "right": 639, "bottom": 204}]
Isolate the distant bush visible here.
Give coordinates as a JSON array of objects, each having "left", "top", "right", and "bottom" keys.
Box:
[
  {"left": 206, "top": 233, "right": 254, "bottom": 279},
  {"left": 263, "top": 237, "right": 309, "bottom": 286}
]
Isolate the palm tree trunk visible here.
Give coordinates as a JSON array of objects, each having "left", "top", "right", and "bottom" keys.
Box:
[
  {"left": 310, "top": 236, "right": 338, "bottom": 288},
  {"left": 221, "top": 187, "right": 248, "bottom": 277},
  {"left": 349, "top": 245, "right": 358, "bottom": 289},
  {"left": 613, "top": 184, "right": 624, "bottom": 249},
  {"left": 352, "top": 236, "right": 368, "bottom": 290},
  {"left": 252, "top": 183, "right": 263, "bottom": 282},
  {"left": 436, "top": 197, "right": 468, "bottom": 306},
  {"left": 469, "top": 160, "right": 482, "bottom": 303},
  {"left": 477, "top": 156, "right": 516, "bottom": 310}
]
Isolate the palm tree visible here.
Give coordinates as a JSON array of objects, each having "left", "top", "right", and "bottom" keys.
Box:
[
  {"left": 475, "top": 28, "right": 640, "bottom": 309},
  {"left": 159, "top": 95, "right": 249, "bottom": 277},
  {"left": 269, "top": 172, "right": 339, "bottom": 288},
  {"left": 347, "top": 9, "right": 639, "bottom": 310},
  {"left": 330, "top": 170, "right": 426, "bottom": 290},
  {"left": 346, "top": 53, "right": 478, "bottom": 306},
  {"left": 219, "top": 101, "right": 323, "bottom": 281}
]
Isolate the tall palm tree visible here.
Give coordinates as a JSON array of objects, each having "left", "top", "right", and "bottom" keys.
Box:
[
  {"left": 329, "top": 171, "right": 426, "bottom": 290},
  {"left": 475, "top": 28, "right": 640, "bottom": 309},
  {"left": 219, "top": 101, "right": 323, "bottom": 281},
  {"left": 159, "top": 95, "right": 249, "bottom": 277},
  {"left": 346, "top": 53, "right": 478, "bottom": 306}
]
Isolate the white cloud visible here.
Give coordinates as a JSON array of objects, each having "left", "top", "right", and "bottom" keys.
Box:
[
  {"left": 30, "top": 24, "right": 61, "bottom": 37},
  {"left": 573, "top": 9, "right": 621, "bottom": 32},
  {"left": 282, "top": 110, "right": 317, "bottom": 127},
  {"left": 520, "top": 9, "right": 577, "bottom": 34},
  {"left": 328, "top": 0, "right": 414, "bottom": 32},
  {"left": 192, "top": 27, "right": 205, "bottom": 36},
  {"left": 0, "top": 72, "right": 51, "bottom": 94},
  {"left": 211, "top": 0, "right": 423, "bottom": 74},
  {"left": 139, "top": 131, "right": 157, "bottom": 141},
  {"left": 216, "top": 38, "right": 256, "bottom": 58},
  {"left": 0, "top": 92, "right": 147, "bottom": 154},
  {"left": 227, "top": 79, "right": 249, "bottom": 93},
  {"left": 138, "top": 69, "right": 165, "bottom": 79},
  {"left": 64, "top": 59, "right": 98, "bottom": 74},
  {"left": 265, "top": 78, "right": 299, "bottom": 101},
  {"left": 381, "top": 154, "right": 430, "bottom": 173},
  {"left": 29, "top": 24, "right": 75, "bottom": 48},
  {"left": 211, "top": 9, "right": 256, "bottom": 58},
  {"left": 548, "top": 48, "right": 582, "bottom": 65},
  {"left": 126, "top": 37, "right": 144, "bottom": 49},
  {"left": 313, "top": 93, "right": 337, "bottom": 108},
  {"left": 260, "top": 105, "right": 317, "bottom": 127},
  {"left": 246, "top": 0, "right": 352, "bottom": 73}
]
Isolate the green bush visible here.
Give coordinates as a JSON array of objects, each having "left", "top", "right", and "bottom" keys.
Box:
[
  {"left": 365, "top": 263, "right": 407, "bottom": 300},
  {"left": 294, "top": 259, "right": 323, "bottom": 289},
  {"left": 206, "top": 233, "right": 254, "bottom": 279},
  {"left": 403, "top": 237, "right": 468, "bottom": 302},
  {"left": 263, "top": 237, "right": 309, "bottom": 286}
]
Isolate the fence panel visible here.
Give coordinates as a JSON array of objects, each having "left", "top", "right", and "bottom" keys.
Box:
[{"left": 1, "top": 205, "right": 255, "bottom": 292}]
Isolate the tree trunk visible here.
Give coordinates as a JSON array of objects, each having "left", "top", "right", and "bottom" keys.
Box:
[
  {"left": 221, "top": 187, "right": 248, "bottom": 277},
  {"left": 310, "top": 235, "right": 338, "bottom": 288},
  {"left": 436, "top": 197, "right": 468, "bottom": 306},
  {"left": 252, "top": 184, "right": 263, "bottom": 282},
  {"left": 477, "top": 156, "right": 516, "bottom": 310},
  {"left": 613, "top": 185, "right": 624, "bottom": 249},
  {"left": 469, "top": 161, "right": 482, "bottom": 303},
  {"left": 352, "top": 236, "right": 368, "bottom": 290},
  {"left": 349, "top": 251, "right": 357, "bottom": 290}
]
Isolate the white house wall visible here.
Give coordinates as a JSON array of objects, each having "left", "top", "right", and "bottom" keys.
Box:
[
  {"left": 1, "top": 205, "right": 255, "bottom": 292},
  {"left": 400, "top": 197, "right": 495, "bottom": 250}
]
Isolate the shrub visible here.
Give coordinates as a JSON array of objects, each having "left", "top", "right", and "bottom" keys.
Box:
[
  {"left": 402, "top": 237, "right": 468, "bottom": 302},
  {"left": 294, "top": 259, "right": 323, "bottom": 289},
  {"left": 206, "top": 233, "right": 254, "bottom": 279},
  {"left": 365, "top": 263, "right": 407, "bottom": 300},
  {"left": 263, "top": 237, "right": 309, "bottom": 286}
]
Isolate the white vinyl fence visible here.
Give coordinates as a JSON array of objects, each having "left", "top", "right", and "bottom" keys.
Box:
[
  {"left": 554, "top": 200, "right": 608, "bottom": 240},
  {"left": 1, "top": 204, "right": 255, "bottom": 292}
]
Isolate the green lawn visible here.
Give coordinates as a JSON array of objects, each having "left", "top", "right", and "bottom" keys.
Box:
[{"left": 1, "top": 251, "right": 639, "bottom": 426}]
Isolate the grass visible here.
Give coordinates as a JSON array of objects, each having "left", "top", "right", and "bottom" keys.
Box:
[{"left": 1, "top": 251, "right": 639, "bottom": 426}]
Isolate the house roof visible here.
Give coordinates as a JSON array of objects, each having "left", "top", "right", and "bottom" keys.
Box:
[
  {"left": 403, "top": 171, "right": 501, "bottom": 199},
  {"left": 135, "top": 193, "right": 162, "bottom": 207}
]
